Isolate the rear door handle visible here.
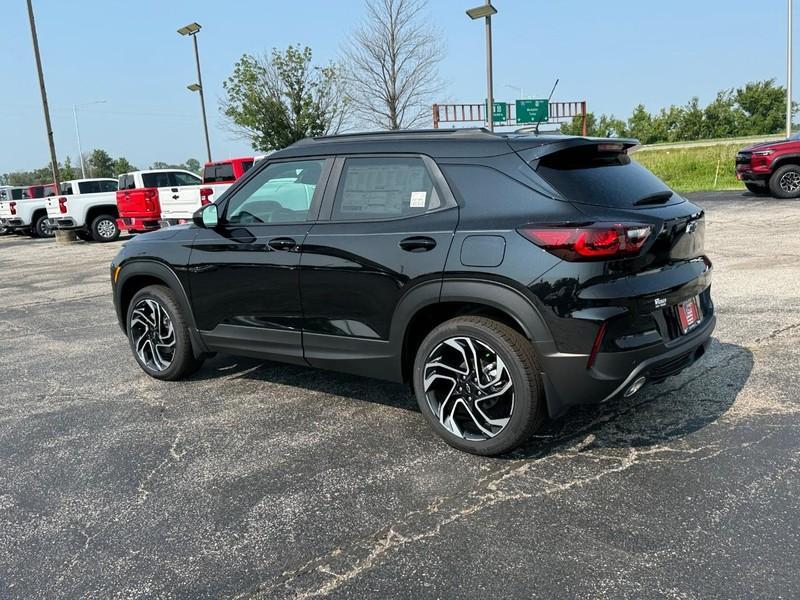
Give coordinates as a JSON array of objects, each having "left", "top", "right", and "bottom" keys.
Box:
[
  {"left": 399, "top": 236, "right": 437, "bottom": 252},
  {"left": 268, "top": 237, "right": 297, "bottom": 251}
]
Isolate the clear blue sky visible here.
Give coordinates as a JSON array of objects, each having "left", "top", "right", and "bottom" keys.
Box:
[{"left": 0, "top": 0, "right": 792, "bottom": 172}]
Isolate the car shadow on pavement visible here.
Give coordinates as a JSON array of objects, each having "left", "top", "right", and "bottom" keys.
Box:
[{"left": 190, "top": 340, "right": 752, "bottom": 458}]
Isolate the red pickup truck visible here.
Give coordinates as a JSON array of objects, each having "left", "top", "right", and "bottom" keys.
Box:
[{"left": 736, "top": 134, "right": 800, "bottom": 198}]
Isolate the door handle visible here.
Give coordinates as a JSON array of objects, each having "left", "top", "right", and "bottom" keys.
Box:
[
  {"left": 268, "top": 237, "right": 297, "bottom": 251},
  {"left": 399, "top": 236, "right": 437, "bottom": 252}
]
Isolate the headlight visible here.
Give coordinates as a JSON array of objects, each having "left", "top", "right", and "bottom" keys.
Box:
[{"left": 752, "top": 150, "right": 775, "bottom": 156}]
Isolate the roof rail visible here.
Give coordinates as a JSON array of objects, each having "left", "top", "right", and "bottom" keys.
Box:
[{"left": 292, "top": 127, "right": 499, "bottom": 145}]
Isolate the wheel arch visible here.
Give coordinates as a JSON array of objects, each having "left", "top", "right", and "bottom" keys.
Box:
[
  {"left": 85, "top": 204, "right": 119, "bottom": 225},
  {"left": 115, "top": 260, "right": 208, "bottom": 356},
  {"left": 394, "top": 278, "right": 552, "bottom": 382}
]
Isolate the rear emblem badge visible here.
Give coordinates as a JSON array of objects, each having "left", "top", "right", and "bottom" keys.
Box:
[{"left": 654, "top": 297, "right": 667, "bottom": 308}]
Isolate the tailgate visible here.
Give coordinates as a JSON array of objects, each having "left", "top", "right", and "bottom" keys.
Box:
[
  {"left": 117, "top": 189, "right": 160, "bottom": 218},
  {"left": 45, "top": 196, "right": 62, "bottom": 218},
  {"left": 0, "top": 201, "right": 11, "bottom": 219},
  {"left": 159, "top": 185, "right": 200, "bottom": 220}
]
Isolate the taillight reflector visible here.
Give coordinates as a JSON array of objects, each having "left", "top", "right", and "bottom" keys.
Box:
[
  {"left": 9, "top": 202, "right": 16, "bottom": 215},
  {"left": 518, "top": 223, "right": 652, "bottom": 261},
  {"left": 144, "top": 188, "right": 157, "bottom": 213},
  {"left": 587, "top": 321, "right": 607, "bottom": 369},
  {"left": 200, "top": 187, "right": 214, "bottom": 206},
  {"left": 58, "top": 197, "right": 68, "bottom": 214}
]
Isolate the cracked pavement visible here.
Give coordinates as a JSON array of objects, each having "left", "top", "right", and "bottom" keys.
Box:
[{"left": 0, "top": 191, "right": 798, "bottom": 598}]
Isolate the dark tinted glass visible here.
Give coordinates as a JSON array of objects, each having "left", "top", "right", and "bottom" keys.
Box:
[
  {"left": 61, "top": 182, "right": 74, "bottom": 195},
  {"left": 241, "top": 160, "right": 254, "bottom": 173},
  {"left": 535, "top": 145, "right": 674, "bottom": 208},
  {"left": 332, "top": 157, "right": 441, "bottom": 221},
  {"left": 11, "top": 189, "right": 24, "bottom": 200},
  {"left": 172, "top": 171, "right": 201, "bottom": 186},
  {"left": 142, "top": 172, "right": 172, "bottom": 188},
  {"left": 203, "top": 163, "right": 235, "bottom": 183}
]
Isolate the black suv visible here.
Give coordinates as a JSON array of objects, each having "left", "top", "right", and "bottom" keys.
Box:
[{"left": 111, "top": 129, "right": 715, "bottom": 455}]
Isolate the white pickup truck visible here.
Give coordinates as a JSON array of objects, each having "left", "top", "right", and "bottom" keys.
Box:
[
  {"left": 158, "top": 156, "right": 259, "bottom": 225},
  {"left": 116, "top": 169, "right": 202, "bottom": 233},
  {"left": 0, "top": 183, "right": 57, "bottom": 238},
  {"left": 0, "top": 187, "right": 25, "bottom": 235},
  {"left": 45, "top": 178, "right": 119, "bottom": 242}
]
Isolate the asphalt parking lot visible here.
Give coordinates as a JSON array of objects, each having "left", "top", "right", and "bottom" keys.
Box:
[{"left": 1, "top": 191, "right": 798, "bottom": 599}]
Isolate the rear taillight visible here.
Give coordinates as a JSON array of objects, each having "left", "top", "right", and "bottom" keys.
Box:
[
  {"left": 144, "top": 188, "right": 157, "bottom": 212},
  {"left": 518, "top": 222, "right": 652, "bottom": 261},
  {"left": 9, "top": 202, "right": 16, "bottom": 215},
  {"left": 58, "top": 197, "right": 68, "bottom": 214},
  {"left": 200, "top": 187, "right": 214, "bottom": 206}
]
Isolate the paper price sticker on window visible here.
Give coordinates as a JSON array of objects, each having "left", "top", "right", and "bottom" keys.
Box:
[{"left": 410, "top": 191, "right": 427, "bottom": 208}]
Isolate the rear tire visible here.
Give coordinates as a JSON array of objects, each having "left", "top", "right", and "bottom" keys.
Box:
[
  {"left": 769, "top": 164, "right": 800, "bottom": 198},
  {"left": 126, "top": 285, "right": 203, "bottom": 381},
  {"left": 412, "top": 316, "right": 546, "bottom": 456},
  {"left": 32, "top": 214, "right": 54, "bottom": 238},
  {"left": 744, "top": 182, "right": 769, "bottom": 196},
  {"left": 90, "top": 214, "right": 120, "bottom": 242}
]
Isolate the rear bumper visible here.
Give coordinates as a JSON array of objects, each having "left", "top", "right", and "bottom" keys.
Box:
[
  {"left": 537, "top": 314, "right": 716, "bottom": 418},
  {"left": 117, "top": 217, "right": 160, "bottom": 233},
  {"left": 47, "top": 217, "right": 79, "bottom": 230},
  {"left": 2, "top": 218, "right": 27, "bottom": 229}
]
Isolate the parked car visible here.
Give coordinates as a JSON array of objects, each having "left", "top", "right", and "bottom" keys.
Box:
[
  {"left": 45, "top": 178, "right": 119, "bottom": 242},
  {"left": 110, "top": 129, "right": 715, "bottom": 456},
  {"left": 736, "top": 132, "right": 800, "bottom": 197},
  {"left": 0, "top": 187, "right": 27, "bottom": 235},
  {"left": 158, "top": 157, "right": 259, "bottom": 226},
  {"left": 0, "top": 182, "right": 57, "bottom": 237},
  {"left": 116, "top": 169, "right": 201, "bottom": 234}
]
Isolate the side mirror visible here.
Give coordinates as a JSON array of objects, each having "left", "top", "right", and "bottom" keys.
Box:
[{"left": 193, "top": 203, "right": 218, "bottom": 228}]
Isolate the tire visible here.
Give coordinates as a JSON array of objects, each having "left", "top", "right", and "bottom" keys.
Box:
[
  {"left": 412, "top": 316, "right": 546, "bottom": 456},
  {"left": 31, "top": 214, "right": 54, "bottom": 238},
  {"left": 768, "top": 164, "right": 800, "bottom": 198},
  {"left": 744, "top": 182, "right": 769, "bottom": 196},
  {"left": 90, "top": 214, "right": 120, "bottom": 242},
  {"left": 126, "top": 285, "right": 203, "bottom": 381}
]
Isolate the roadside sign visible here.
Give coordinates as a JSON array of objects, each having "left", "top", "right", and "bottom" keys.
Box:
[
  {"left": 487, "top": 101, "right": 508, "bottom": 123},
  {"left": 516, "top": 99, "right": 549, "bottom": 124}
]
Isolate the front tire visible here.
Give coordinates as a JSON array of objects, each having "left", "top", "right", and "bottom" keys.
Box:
[
  {"left": 90, "top": 214, "right": 120, "bottom": 242},
  {"left": 126, "top": 285, "right": 203, "bottom": 381},
  {"left": 412, "top": 316, "right": 546, "bottom": 456},
  {"left": 769, "top": 164, "right": 800, "bottom": 198},
  {"left": 744, "top": 182, "right": 769, "bottom": 196}
]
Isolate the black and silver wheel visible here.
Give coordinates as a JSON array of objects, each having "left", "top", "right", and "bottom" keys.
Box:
[
  {"left": 126, "top": 285, "right": 203, "bottom": 381},
  {"left": 33, "top": 214, "right": 54, "bottom": 238},
  {"left": 90, "top": 214, "right": 120, "bottom": 242},
  {"left": 769, "top": 164, "right": 800, "bottom": 198},
  {"left": 744, "top": 181, "right": 769, "bottom": 196},
  {"left": 413, "top": 316, "right": 545, "bottom": 455}
]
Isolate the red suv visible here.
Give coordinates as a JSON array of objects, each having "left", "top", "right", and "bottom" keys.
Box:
[{"left": 736, "top": 133, "right": 800, "bottom": 197}]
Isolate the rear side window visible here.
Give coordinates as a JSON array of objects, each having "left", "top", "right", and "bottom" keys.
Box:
[
  {"left": 332, "top": 157, "right": 441, "bottom": 221},
  {"left": 78, "top": 180, "right": 118, "bottom": 194},
  {"left": 61, "top": 183, "right": 74, "bottom": 195},
  {"left": 241, "top": 160, "right": 254, "bottom": 173},
  {"left": 535, "top": 145, "right": 674, "bottom": 208},
  {"left": 141, "top": 171, "right": 199, "bottom": 188},
  {"left": 172, "top": 171, "right": 201, "bottom": 186}
]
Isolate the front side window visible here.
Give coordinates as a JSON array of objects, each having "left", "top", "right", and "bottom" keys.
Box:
[
  {"left": 226, "top": 159, "right": 324, "bottom": 225},
  {"left": 332, "top": 157, "right": 441, "bottom": 221}
]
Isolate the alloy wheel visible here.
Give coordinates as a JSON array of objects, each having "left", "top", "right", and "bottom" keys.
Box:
[
  {"left": 97, "top": 219, "right": 117, "bottom": 239},
  {"left": 779, "top": 171, "right": 800, "bottom": 193},
  {"left": 423, "top": 336, "right": 514, "bottom": 441},
  {"left": 130, "top": 298, "right": 176, "bottom": 372},
  {"left": 38, "top": 220, "right": 53, "bottom": 237}
]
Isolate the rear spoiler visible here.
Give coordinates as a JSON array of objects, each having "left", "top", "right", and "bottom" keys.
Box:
[{"left": 509, "top": 137, "right": 640, "bottom": 163}]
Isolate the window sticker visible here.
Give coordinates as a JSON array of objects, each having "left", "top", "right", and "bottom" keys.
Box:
[{"left": 410, "top": 191, "right": 427, "bottom": 208}]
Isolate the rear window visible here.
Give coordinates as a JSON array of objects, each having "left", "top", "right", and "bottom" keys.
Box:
[
  {"left": 78, "top": 180, "right": 118, "bottom": 194},
  {"left": 202, "top": 163, "right": 235, "bottom": 183},
  {"left": 119, "top": 175, "right": 136, "bottom": 190},
  {"left": 535, "top": 145, "right": 675, "bottom": 208},
  {"left": 241, "top": 159, "right": 254, "bottom": 173}
]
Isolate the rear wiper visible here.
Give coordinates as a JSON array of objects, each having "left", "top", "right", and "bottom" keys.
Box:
[{"left": 633, "top": 191, "right": 674, "bottom": 206}]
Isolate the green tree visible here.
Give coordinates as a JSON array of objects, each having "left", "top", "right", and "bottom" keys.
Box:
[
  {"left": 734, "top": 79, "right": 787, "bottom": 135},
  {"left": 221, "top": 45, "right": 347, "bottom": 151},
  {"left": 701, "top": 90, "right": 740, "bottom": 138},
  {"left": 627, "top": 104, "right": 656, "bottom": 144},
  {"left": 88, "top": 149, "right": 115, "bottom": 178},
  {"left": 184, "top": 158, "right": 201, "bottom": 173},
  {"left": 61, "top": 156, "right": 75, "bottom": 181},
  {"left": 676, "top": 97, "right": 704, "bottom": 141},
  {"left": 560, "top": 112, "right": 596, "bottom": 136},
  {"left": 113, "top": 157, "right": 136, "bottom": 175}
]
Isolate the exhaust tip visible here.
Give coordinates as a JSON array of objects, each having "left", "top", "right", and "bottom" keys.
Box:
[{"left": 624, "top": 376, "right": 647, "bottom": 398}]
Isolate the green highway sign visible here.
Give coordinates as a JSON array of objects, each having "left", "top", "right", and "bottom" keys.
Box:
[
  {"left": 488, "top": 101, "right": 508, "bottom": 122},
  {"left": 516, "top": 99, "right": 549, "bottom": 124}
]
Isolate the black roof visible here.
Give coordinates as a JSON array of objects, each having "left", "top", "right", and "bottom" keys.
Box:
[{"left": 272, "top": 128, "right": 639, "bottom": 160}]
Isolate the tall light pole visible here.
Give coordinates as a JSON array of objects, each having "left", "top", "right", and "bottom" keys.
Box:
[
  {"left": 178, "top": 22, "right": 212, "bottom": 162},
  {"left": 788, "top": 0, "right": 794, "bottom": 138},
  {"left": 26, "top": 0, "right": 75, "bottom": 243},
  {"left": 467, "top": 2, "right": 498, "bottom": 132},
  {"left": 73, "top": 100, "right": 106, "bottom": 178}
]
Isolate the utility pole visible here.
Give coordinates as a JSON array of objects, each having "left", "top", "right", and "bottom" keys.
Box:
[
  {"left": 26, "top": 0, "right": 75, "bottom": 243},
  {"left": 788, "top": 0, "right": 794, "bottom": 138}
]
